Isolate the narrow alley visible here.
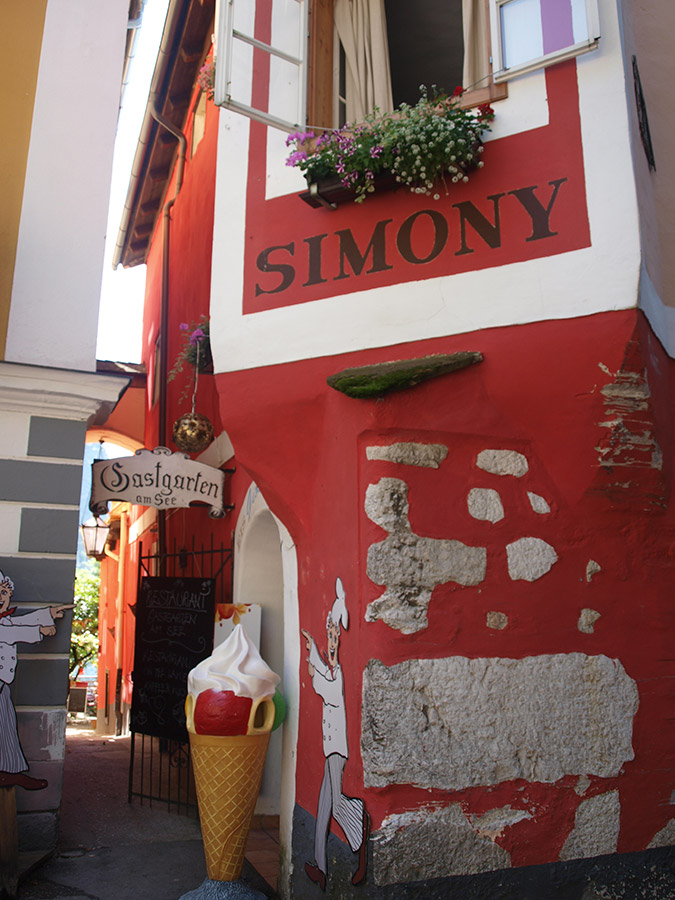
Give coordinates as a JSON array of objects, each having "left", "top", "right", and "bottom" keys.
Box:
[{"left": 16, "top": 726, "right": 279, "bottom": 900}]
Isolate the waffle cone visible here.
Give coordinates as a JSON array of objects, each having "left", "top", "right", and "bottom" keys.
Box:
[{"left": 189, "top": 730, "right": 271, "bottom": 882}]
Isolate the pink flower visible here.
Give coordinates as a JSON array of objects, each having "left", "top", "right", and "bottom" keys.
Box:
[
  {"left": 179, "top": 323, "right": 189, "bottom": 331},
  {"left": 190, "top": 328, "right": 205, "bottom": 345}
]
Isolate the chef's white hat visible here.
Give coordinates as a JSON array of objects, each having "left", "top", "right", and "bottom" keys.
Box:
[
  {"left": 327, "top": 577, "right": 348, "bottom": 630},
  {"left": 0, "top": 570, "right": 14, "bottom": 590}
]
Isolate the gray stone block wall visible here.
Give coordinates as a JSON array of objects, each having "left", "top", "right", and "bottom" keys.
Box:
[{"left": 0, "top": 413, "right": 85, "bottom": 856}]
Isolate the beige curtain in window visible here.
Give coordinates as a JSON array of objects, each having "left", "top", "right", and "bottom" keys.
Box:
[
  {"left": 462, "top": 0, "right": 490, "bottom": 90},
  {"left": 334, "top": 0, "right": 394, "bottom": 122}
]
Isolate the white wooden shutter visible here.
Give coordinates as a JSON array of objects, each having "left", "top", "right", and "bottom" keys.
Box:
[
  {"left": 490, "top": 0, "right": 600, "bottom": 83},
  {"left": 214, "top": 0, "right": 308, "bottom": 132}
]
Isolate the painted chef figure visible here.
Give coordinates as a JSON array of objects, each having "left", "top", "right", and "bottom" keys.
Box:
[
  {"left": 0, "top": 570, "right": 72, "bottom": 790},
  {"left": 301, "top": 577, "right": 369, "bottom": 891}
]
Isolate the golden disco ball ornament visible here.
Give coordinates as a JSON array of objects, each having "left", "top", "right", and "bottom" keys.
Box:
[{"left": 172, "top": 413, "right": 214, "bottom": 453}]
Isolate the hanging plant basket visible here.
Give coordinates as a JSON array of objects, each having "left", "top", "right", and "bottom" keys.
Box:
[{"left": 173, "top": 412, "right": 214, "bottom": 453}]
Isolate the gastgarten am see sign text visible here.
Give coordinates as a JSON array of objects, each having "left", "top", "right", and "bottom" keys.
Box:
[{"left": 90, "top": 447, "right": 226, "bottom": 518}]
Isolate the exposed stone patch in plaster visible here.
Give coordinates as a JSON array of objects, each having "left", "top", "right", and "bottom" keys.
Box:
[
  {"left": 470, "top": 806, "right": 532, "bottom": 840},
  {"left": 578, "top": 608, "right": 601, "bottom": 634},
  {"left": 575, "top": 775, "right": 591, "bottom": 796},
  {"left": 586, "top": 559, "right": 602, "bottom": 582},
  {"left": 506, "top": 537, "right": 558, "bottom": 581},
  {"left": 528, "top": 491, "right": 551, "bottom": 514},
  {"left": 486, "top": 611, "right": 508, "bottom": 630},
  {"left": 468, "top": 488, "right": 504, "bottom": 523},
  {"left": 476, "top": 449, "right": 529, "bottom": 477},
  {"left": 648, "top": 818, "right": 675, "bottom": 849},
  {"left": 362, "top": 655, "right": 638, "bottom": 791},
  {"left": 372, "top": 804, "right": 511, "bottom": 885},
  {"left": 364, "top": 477, "right": 411, "bottom": 533},
  {"left": 366, "top": 442, "right": 448, "bottom": 468},
  {"left": 365, "top": 478, "right": 487, "bottom": 633},
  {"left": 559, "top": 791, "right": 620, "bottom": 860}
]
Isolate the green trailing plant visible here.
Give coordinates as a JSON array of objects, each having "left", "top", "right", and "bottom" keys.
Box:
[
  {"left": 168, "top": 315, "right": 212, "bottom": 405},
  {"left": 70, "top": 561, "right": 100, "bottom": 680},
  {"left": 286, "top": 86, "right": 494, "bottom": 203}
]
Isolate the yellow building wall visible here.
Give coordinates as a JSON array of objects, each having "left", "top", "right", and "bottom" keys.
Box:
[{"left": 0, "top": 2, "right": 48, "bottom": 358}]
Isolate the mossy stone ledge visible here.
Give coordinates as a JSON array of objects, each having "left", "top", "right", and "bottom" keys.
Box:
[{"left": 326, "top": 352, "right": 483, "bottom": 398}]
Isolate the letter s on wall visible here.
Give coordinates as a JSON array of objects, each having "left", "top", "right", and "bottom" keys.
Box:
[{"left": 255, "top": 243, "right": 296, "bottom": 295}]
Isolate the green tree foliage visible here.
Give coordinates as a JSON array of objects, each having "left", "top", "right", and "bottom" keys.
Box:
[{"left": 70, "top": 561, "right": 100, "bottom": 679}]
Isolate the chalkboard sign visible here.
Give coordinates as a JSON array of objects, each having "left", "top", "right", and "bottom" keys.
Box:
[{"left": 130, "top": 576, "right": 215, "bottom": 741}]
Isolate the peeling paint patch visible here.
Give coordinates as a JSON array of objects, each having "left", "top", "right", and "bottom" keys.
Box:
[
  {"left": 468, "top": 488, "right": 504, "bottom": 523},
  {"left": 506, "top": 537, "right": 558, "bottom": 581},
  {"left": 648, "top": 819, "right": 675, "bottom": 849},
  {"left": 578, "top": 608, "right": 601, "bottom": 634},
  {"left": 372, "top": 804, "right": 511, "bottom": 885},
  {"left": 470, "top": 806, "right": 532, "bottom": 840},
  {"left": 559, "top": 791, "right": 620, "bottom": 860},
  {"left": 527, "top": 491, "right": 551, "bottom": 514},
  {"left": 486, "top": 611, "right": 508, "bottom": 630},
  {"left": 596, "top": 366, "right": 662, "bottom": 470},
  {"left": 365, "top": 478, "right": 486, "bottom": 633},
  {"left": 362, "top": 655, "right": 638, "bottom": 790},
  {"left": 366, "top": 442, "right": 448, "bottom": 468},
  {"left": 476, "top": 449, "right": 529, "bottom": 478}
]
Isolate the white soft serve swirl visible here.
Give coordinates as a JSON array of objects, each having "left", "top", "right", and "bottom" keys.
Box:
[{"left": 188, "top": 623, "right": 279, "bottom": 700}]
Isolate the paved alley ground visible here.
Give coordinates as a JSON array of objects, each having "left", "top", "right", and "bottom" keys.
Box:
[{"left": 16, "top": 726, "right": 277, "bottom": 900}]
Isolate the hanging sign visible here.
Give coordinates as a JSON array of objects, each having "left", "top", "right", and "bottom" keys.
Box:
[{"left": 90, "top": 446, "right": 226, "bottom": 518}]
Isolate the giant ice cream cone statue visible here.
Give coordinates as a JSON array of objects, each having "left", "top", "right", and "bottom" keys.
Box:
[{"left": 186, "top": 624, "right": 279, "bottom": 884}]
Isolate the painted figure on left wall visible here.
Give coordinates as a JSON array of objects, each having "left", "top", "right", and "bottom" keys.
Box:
[
  {"left": 301, "top": 577, "right": 369, "bottom": 891},
  {"left": 0, "top": 570, "right": 73, "bottom": 790}
]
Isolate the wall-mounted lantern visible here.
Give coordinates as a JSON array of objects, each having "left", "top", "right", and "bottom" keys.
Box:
[{"left": 80, "top": 516, "right": 111, "bottom": 560}]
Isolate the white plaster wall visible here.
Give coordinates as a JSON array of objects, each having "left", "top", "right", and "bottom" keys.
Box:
[
  {"left": 210, "top": 0, "right": 640, "bottom": 373},
  {"left": 6, "top": 0, "right": 128, "bottom": 372},
  {"left": 232, "top": 484, "right": 299, "bottom": 883}
]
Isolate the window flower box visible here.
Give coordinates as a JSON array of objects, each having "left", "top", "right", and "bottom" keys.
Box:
[{"left": 288, "top": 86, "right": 494, "bottom": 207}]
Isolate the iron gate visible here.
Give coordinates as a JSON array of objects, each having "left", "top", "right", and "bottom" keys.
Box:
[{"left": 128, "top": 535, "right": 233, "bottom": 814}]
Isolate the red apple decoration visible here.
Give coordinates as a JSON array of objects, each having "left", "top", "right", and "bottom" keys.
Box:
[{"left": 194, "top": 688, "right": 253, "bottom": 736}]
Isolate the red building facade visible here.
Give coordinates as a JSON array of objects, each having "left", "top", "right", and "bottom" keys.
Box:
[{"left": 113, "top": 0, "right": 675, "bottom": 896}]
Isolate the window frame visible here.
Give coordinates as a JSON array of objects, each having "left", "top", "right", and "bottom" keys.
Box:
[
  {"left": 308, "top": 0, "right": 507, "bottom": 131},
  {"left": 214, "top": 0, "right": 309, "bottom": 133},
  {"left": 489, "top": 0, "right": 600, "bottom": 84},
  {"left": 214, "top": 0, "right": 600, "bottom": 133}
]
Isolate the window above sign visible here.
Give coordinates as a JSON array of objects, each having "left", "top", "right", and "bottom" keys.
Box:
[{"left": 213, "top": 0, "right": 600, "bottom": 133}]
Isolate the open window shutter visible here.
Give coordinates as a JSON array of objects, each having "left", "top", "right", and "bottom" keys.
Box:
[
  {"left": 490, "top": 0, "right": 600, "bottom": 83},
  {"left": 214, "top": 0, "right": 308, "bottom": 132}
]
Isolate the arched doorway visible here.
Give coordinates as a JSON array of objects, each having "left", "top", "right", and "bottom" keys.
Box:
[{"left": 233, "top": 484, "right": 299, "bottom": 843}]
